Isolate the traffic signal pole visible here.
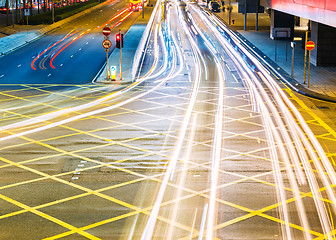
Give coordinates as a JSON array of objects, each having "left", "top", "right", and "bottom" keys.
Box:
[{"left": 119, "top": 29, "right": 122, "bottom": 80}]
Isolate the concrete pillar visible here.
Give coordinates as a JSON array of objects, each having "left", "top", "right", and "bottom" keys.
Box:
[
  {"left": 270, "top": 9, "right": 294, "bottom": 40},
  {"left": 310, "top": 21, "right": 336, "bottom": 66}
]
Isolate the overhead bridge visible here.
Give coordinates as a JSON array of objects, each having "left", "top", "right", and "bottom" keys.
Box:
[{"left": 260, "top": 0, "right": 336, "bottom": 66}]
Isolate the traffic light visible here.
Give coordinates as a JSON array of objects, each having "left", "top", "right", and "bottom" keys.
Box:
[{"left": 116, "top": 33, "right": 124, "bottom": 49}]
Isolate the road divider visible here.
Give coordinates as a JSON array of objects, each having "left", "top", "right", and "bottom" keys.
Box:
[{"left": 131, "top": 0, "right": 161, "bottom": 80}]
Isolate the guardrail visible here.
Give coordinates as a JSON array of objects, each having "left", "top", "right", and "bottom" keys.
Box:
[{"left": 131, "top": 0, "right": 161, "bottom": 80}]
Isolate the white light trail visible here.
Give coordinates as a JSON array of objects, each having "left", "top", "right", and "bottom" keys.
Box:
[
  {"left": 188, "top": 4, "right": 336, "bottom": 239},
  {"left": 140, "top": 3, "right": 195, "bottom": 239},
  {"left": 185, "top": 10, "right": 226, "bottom": 239},
  {"left": 198, "top": 203, "right": 208, "bottom": 240},
  {"left": 166, "top": 113, "right": 198, "bottom": 240}
]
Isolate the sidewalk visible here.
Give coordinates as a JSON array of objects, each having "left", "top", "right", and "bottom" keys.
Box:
[{"left": 214, "top": 2, "right": 336, "bottom": 102}]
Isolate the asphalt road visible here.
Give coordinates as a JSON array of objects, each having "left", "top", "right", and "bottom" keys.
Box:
[
  {"left": 0, "top": 0, "right": 140, "bottom": 85},
  {"left": 0, "top": 0, "right": 336, "bottom": 239}
]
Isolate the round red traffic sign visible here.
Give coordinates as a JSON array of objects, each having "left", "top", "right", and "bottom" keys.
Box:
[
  {"left": 102, "top": 39, "right": 112, "bottom": 49},
  {"left": 306, "top": 41, "right": 315, "bottom": 51},
  {"left": 102, "top": 26, "right": 111, "bottom": 36}
]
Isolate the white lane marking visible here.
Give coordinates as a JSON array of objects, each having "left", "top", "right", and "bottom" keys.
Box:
[
  {"left": 80, "top": 160, "right": 87, "bottom": 163},
  {"left": 78, "top": 164, "right": 84, "bottom": 167},
  {"left": 71, "top": 177, "right": 79, "bottom": 180},
  {"left": 232, "top": 74, "right": 238, "bottom": 83}
]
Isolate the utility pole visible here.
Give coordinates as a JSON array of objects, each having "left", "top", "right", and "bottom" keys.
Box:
[
  {"left": 255, "top": 0, "right": 259, "bottom": 31},
  {"left": 244, "top": 0, "right": 247, "bottom": 31},
  {"left": 228, "top": 0, "right": 231, "bottom": 25},
  {"left": 12, "top": 0, "right": 15, "bottom": 27},
  {"left": 6, "top": 0, "right": 9, "bottom": 26},
  {"left": 16, "top": 0, "right": 19, "bottom": 23},
  {"left": 52, "top": 0, "right": 54, "bottom": 23},
  {"left": 142, "top": 0, "right": 144, "bottom": 18},
  {"left": 30, "top": 0, "right": 32, "bottom": 16}
]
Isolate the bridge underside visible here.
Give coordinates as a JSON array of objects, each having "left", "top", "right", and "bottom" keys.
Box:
[
  {"left": 260, "top": 0, "right": 336, "bottom": 28},
  {"left": 260, "top": 0, "right": 336, "bottom": 66}
]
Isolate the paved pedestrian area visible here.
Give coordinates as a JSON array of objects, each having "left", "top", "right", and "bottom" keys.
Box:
[{"left": 214, "top": 2, "right": 336, "bottom": 100}]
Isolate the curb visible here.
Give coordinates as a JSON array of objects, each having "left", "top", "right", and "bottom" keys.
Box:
[{"left": 233, "top": 30, "right": 336, "bottom": 103}]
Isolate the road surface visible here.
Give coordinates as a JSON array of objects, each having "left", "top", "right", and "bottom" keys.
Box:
[{"left": 0, "top": 0, "right": 336, "bottom": 239}]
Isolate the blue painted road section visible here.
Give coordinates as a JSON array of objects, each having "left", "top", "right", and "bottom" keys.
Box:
[{"left": 0, "top": 32, "right": 108, "bottom": 88}]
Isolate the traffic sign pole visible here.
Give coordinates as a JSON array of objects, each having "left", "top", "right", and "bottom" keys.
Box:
[
  {"left": 303, "top": 31, "right": 309, "bottom": 84},
  {"left": 102, "top": 27, "right": 112, "bottom": 81},
  {"left": 305, "top": 40, "right": 315, "bottom": 88},
  {"left": 106, "top": 48, "right": 110, "bottom": 80},
  {"left": 308, "top": 49, "right": 311, "bottom": 88}
]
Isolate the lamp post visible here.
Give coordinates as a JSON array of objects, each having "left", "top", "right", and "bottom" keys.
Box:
[
  {"left": 12, "top": 0, "right": 15, "bottom": 27},
  {"left": 142, "top": 0, "right": 144, "bottom": 18},
  {"left": 52, "top": 0, "right": 54, "bottom": 23}
]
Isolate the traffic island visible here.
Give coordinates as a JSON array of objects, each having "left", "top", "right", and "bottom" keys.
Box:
[{"left": 94, "top": 2, "right": 156, "bottom": 84}]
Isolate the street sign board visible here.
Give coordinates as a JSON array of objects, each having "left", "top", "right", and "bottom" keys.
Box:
[
  {"left": 24, "top": 9, "right": 30, "bottom": 16},
  {"left": 306, "top": 41, "right": 315, "bottom": 51},
  {"left": 102, "top": 27, "right": 111, "bottom": 36},
  {"left": 102, "top": 39, "right": 112, "bottom": 49},
  {"left": 111, "top": 66, "right": 116, "bottom": 79}
]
